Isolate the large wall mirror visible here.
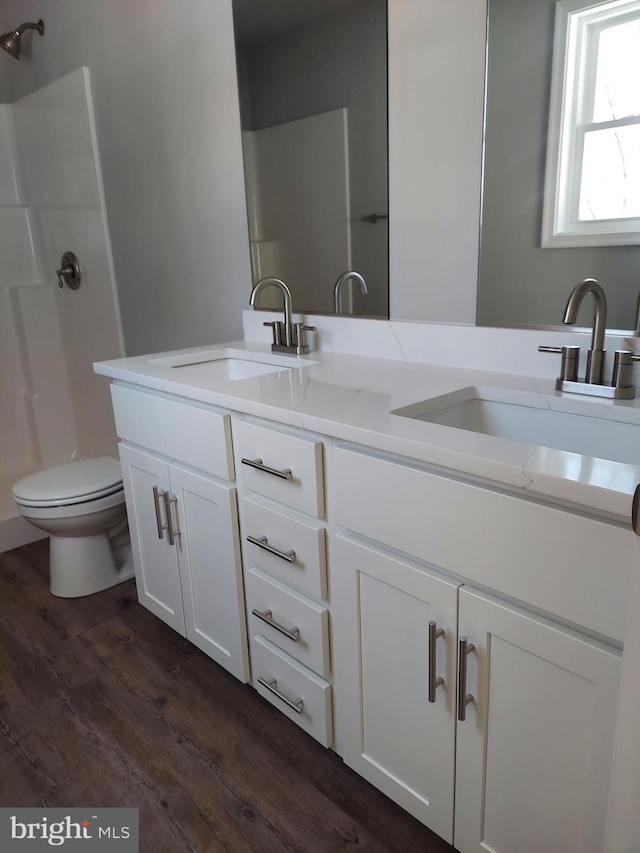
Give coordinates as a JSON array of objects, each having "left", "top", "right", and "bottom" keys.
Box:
[
  {"left": 477, "top": 0, "right": 640, "bottom": 332},
  {"left": 232, "top": 0, "right": 389, "bottom": 318}
]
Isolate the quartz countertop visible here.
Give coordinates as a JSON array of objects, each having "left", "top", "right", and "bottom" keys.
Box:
[{"left": 94, "top": 341, "right": 640, "bottom": 521}]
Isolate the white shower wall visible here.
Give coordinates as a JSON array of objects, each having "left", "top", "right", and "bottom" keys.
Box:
[{"left": 0, "top": 68, "right": 124, "bottom": 552}]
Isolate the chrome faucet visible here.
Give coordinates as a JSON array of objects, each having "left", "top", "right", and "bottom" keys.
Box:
[
  {"left": 562, "top": 278, "right": 607, "bottom": 384},
  {"left": 334, "top": 271, "right": 368, "bottom": 314},
  {"left": 538, "top": 277, "right": 638, "bottom": 398},
  {"left": 249, "top": 277, "right": 314, "bottom": 355}
]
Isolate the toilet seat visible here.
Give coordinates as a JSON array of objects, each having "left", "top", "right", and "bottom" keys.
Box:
[{"left": 12, "top": 457, "right": 123, "bottom": 508}]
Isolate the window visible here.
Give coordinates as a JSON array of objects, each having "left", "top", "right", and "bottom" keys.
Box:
[{"left": 542, "top": 0, "right": 640, "bottom": 246}]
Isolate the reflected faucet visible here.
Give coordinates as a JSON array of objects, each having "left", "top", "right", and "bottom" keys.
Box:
[
  {"left": 334, "top": 271, "right": 368, "bottom": 314},
  {"left": 250, "top": 277, "right": 293, "bottom": 347},
  {"left": 562, "top": 278, "right": 607, "bottom": 384}
]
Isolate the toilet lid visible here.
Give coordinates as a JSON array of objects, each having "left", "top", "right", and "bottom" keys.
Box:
[{"left": 12, "top": 457, "right": 123, "bottom": 505}]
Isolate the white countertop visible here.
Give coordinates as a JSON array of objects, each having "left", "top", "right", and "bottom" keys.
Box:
[{"left": 94, "top": 340, "right": 640, "bottom": 521}]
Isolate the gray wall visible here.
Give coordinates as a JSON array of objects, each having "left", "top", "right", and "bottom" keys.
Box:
[
  {"left": 0, "top": 0, "right": 252, "bottom": 356},
  {"left": 478, "top": 0, "right": 640, "bottom": 329}
]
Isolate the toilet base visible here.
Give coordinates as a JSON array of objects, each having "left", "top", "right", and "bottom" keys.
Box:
[{"left": 49, "top": 532, "right": 134, "bottom": 598}]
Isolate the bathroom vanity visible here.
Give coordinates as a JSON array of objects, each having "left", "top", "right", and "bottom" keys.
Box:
[{"left": 95, "top": 338, "right": 640, "bottom": 853}]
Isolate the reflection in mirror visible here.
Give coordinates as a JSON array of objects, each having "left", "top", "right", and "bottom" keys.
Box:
[
  {"left": 477, "top": 0, "right": 640, "bottom": 332},
  {"left": 232, "top": 0, "right": 388, "bottom": 318}
]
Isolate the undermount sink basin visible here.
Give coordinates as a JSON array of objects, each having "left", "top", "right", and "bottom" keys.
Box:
[
  {"left": 149, "top": 348, "right": 316, "bottom": 381},
  {"left": 392, "top": 386, "right": 640, "bottom": 465}
]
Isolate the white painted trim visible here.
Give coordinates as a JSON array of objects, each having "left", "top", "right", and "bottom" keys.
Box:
[
  {"left": 0, "top": 515, "right": 47, "bottom": 554},
  {"left": 542, "top": 0, "right": 640, "bottom": 247}
]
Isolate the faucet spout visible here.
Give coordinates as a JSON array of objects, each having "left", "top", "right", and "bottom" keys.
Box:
[
  {"left": 334, "top": 271, "right": 368, "bottom": 314},
  {"left": 250, "top": 277, "right": 293, "bottom": 325},
  {"left": 563, "top": 278, "right": 607, "bottom": 384}
]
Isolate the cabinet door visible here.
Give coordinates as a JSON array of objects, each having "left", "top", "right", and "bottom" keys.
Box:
[
  {"left": 119, "top": 444, "right": 185, "bottom": 635},
  {"left": 334, "top": 535, "right": 460, "bottom": 843},
  {"left": 454, "top": 587, "right": 621, "bottom": 853},
  {"left": 169, "top": 465, "right": 250, "bottom": 682}
]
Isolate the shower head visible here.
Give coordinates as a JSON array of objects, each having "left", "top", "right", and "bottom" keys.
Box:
[{"left": 0, "top": 19, "right": 44, "bottom": 60}]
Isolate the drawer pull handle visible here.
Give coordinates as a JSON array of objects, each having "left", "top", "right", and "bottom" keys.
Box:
[
  {"left": 152, "top": 486, "right": 167, "bottom": 540},
  {"left": 428, "top": 620, "right": 445, "bottom": 703},
  {"left": 247, "top": 535, "right": 296, "bottom": 563},
  {"left": 257, "top": 676, "right": 304, "bottom": 714},
  {"left": 241, "top": 457, "right": 292, "bottom": 480},
  {"left": 252, "top": 608, "right": 300, "bottom": 642},
  {"left": 457, "top": 636, "right": 476, "bottom": 722}
]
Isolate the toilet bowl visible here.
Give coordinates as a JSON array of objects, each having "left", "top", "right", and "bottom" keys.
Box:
[{"left": 12, "top": 457, "right": 134, "bottom": 598}]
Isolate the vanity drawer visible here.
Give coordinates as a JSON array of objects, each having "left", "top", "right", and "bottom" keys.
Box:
[
  {"left": 241, "top": 495, "right": 327, "bottom": 600},
  {"left": 252, "top": 635, "right": 333, "bottom": 748},
  {"left": 111, "top": 384, "right": 234, "bottom": 480},
  {"left": 333, "top": 446, "right": 632, "bottom": 642},
  {"left": 235, "top": 421, "right": 325, "bottom": 517},
  {"left": 247, "top": 568, "right": 330, "bottom": 678}
]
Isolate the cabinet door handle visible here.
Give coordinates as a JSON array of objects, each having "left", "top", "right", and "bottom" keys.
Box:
[
  {"left": 252, "top": 608, "right": 300, "bottom": 642},
  {"left": 152, "top": 486, "right": 167, "bottom": 540},
  {"left": 428, "top": 620, "right": 445, "bottom": 703},
  {"left": 162, "top": 491, "right": 181, "bottom": 546},
  {"left": 632, "top": 484, "right": 640, "bottom": 535},
  {"left": 457, "top": 636, "right": 476, "bottom": 721},
  {"left": 257, "top": 676, "right": 304, "bottom": 714},
  {"left": 247, "top": 535, "right": 296, "bottom": 563},
  {"left": 241, "top": 457, "right": 292, "bottom": 480}
]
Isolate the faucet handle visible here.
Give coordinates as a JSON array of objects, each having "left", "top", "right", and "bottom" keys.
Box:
[
  {"left": 293, "top": 323, "right": 315, "bottom": 354},
  {"left": 263, "top": 320, "right": 284, "bottom": 347},
  {"left": 538, "top": 345, "right": 580, "bottom": 381},
  {"left": 612, "top": 350, "right": 640, "bottom": 389}
]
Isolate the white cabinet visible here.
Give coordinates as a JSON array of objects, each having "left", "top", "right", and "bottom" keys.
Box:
[
  {"left": 335, "top": 535, "right": 460, "bottom": 842},
  {"left": 113, "top": 386, "right": 250, "bottom": 684},
  {"left": 455, "top": 587, "right": 620, "bottom": 853},
  {"left": 333, "top": 447, "right": 625, "bottom": 852},
  {"left": 235, "top": 417, "right": 333, "bottom": 746},
  {"left": 119, "top": 444, "right": 185, "bottom": 634}
]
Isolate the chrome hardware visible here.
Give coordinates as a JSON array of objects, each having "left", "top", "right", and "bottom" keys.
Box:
[
  {"left": 160, "top": 491, "right": 174, "bottom": 546},
  {"left": 612, "top": 350, "right": 640, "bottom": 395},
  {"left": 263, "top": 321, "right": 284, "bottom": 348},
  {"left": 241, "top": 457, "right": 292, "bottom": 480},
  {"left": 538, "top": 345, "right": 580, "bottom": 381},
  {"left": 251, "top": 277, "right": 315, "bottom": 354},
  {"left": 165, "top": 495, "right": 180, "bottom": 545},
  {"left": 428, "top": 620, "right": 445, "bottom": 703},
  {"left": 252, "top": 608, "right": 300, "bottom": 642},
  {"left": 539, "top": 340, "right": 638, "bottom": 398},
  {"left": 56, "top": 251, "right": 82, "bottom": 290},
  {"left": 251, "top": 277, "right": 294, "bottom": 351},
  {"left": 257, "top": 676, "right": 304, "bottom": 714},
  {"left": 457, "top": 636, "right": 476, "bottom": 722},
  {"left": 334, "top": 270, "right": 368, "bottom": 314},
  {"left": 563, "top": 278, "right": 607, "bottom": 385},
  {"left": 290, "top": 322, "right": 316, "bottom": 355},
  {"left": 247, "top": 535, "right": 295, "bottom": 563},
  {"left": 613, "top": 350, "right": 633, "bottom": 390},
  {"left": 633, "top": 485, "right": 640, "bottom": 536},
  {"left": 552, "top": 378, "right": 635, "bottom": 399},
  {"left": 152, "top": 486, "right": 167, "bottom": 540}
]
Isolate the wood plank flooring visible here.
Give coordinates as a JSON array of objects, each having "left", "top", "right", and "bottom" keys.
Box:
[{"left": 0, "top": 540, "right": 455, "bottom": 853}]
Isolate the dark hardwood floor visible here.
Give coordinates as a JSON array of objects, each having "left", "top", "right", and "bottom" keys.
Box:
[{"left": 0, "top": 540, "right": 455, "bottom": 853}]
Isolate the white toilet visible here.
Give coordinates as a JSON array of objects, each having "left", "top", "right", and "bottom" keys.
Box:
[{"left": 12, "top": 456, "right": 134, "bottom": 598}]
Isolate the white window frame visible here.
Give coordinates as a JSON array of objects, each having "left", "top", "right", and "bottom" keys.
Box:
[{"left": 542, "top": 0, "right": 640, "bottom": 247}]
